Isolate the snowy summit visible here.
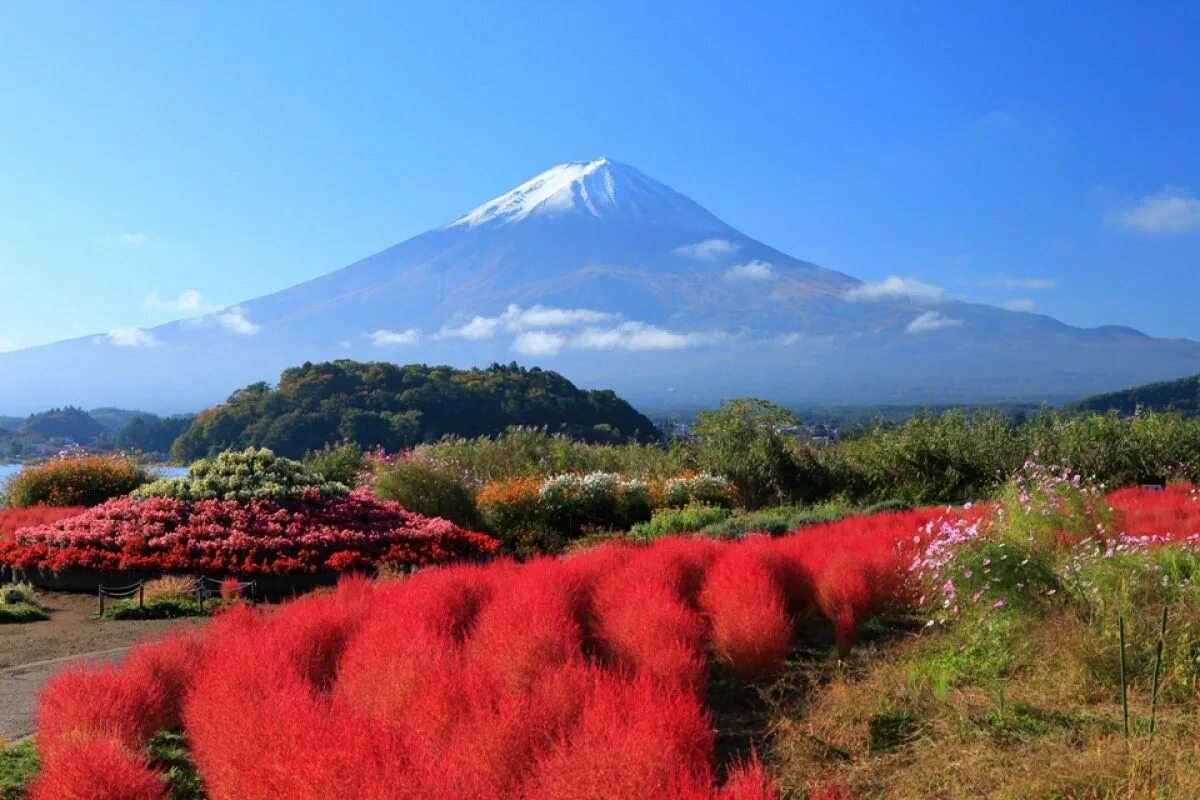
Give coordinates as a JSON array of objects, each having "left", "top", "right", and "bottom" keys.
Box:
[{"left": 447, "top": 157, "right": 726, "bottom": 232}]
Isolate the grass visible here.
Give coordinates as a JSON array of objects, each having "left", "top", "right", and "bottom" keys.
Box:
[
  {"left": 101, "top": 597, "right": 208, "bottom": 621},
  {"left": 0, "top": 740, "right": 37, "bottom": 800},
  {"left": 627, "top": 500, "right": 874, "bottom": 542},
  {"left": 0, "top": 585, "right": 48, "bottom": 624},
  {"left": 147, "top": 730, "right": 205, "bottom": 800},
  {"left": 764, "top": 539, "right": 1200, "bottom": 798}
]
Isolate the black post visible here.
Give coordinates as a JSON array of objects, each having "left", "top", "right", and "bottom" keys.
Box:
[{"left": 138, "top": 582, "right": 145, "bottom": 609}]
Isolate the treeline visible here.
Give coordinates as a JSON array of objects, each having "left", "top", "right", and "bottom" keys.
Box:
[
  {"left": 171, "top": 361, "right": 660, "bottom": 461},
  {"left": 397, "top": 403, "right": 1200, "bottom": 509},
  {"left": 0, "top": 406, "right": 192, "bottom": 459}
]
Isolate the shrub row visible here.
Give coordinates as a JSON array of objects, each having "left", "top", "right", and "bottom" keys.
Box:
[
  {"left": 475, "top": 472, "right": 736, "bottom": 552},
  {"left": 0, "top": 490, "right": 498, "bottom": 576}
]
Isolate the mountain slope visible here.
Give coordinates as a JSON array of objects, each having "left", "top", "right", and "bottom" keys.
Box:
[
  {"left": 1066, "top": 373, "right": 1200, "bottom": 416},
  {"left": 1, "top": 157, "right": 1198, "bottom": 413}
]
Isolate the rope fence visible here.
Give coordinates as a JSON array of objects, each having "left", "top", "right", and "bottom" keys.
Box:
[{"left": 96, "top": 575, "right": 258, "bottom": 616}]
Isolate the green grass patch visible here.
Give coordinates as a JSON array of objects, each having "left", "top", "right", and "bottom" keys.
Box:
[
  {"left": 148, "top": 730, "right": 204, "bottom": 800},
  {"left": 0, "top": 740, "right": 38, "bottom": 800},
  {"left": 0, "top": 585, "right": 48, "bottom": 625},
  {"left": 102, "top": 597, "right": 208, "bottom": 621}
]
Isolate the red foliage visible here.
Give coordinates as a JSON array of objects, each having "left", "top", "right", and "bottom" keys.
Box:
[
  {"left": 28, "top": 734, "right": 165, "bottom": 800},
  {"left": 0, "top": 489, "right": 497, "bottom": 575},
  {"left": 700, "top": 547, "right": 794, "bottom": 679},
  {"left": 0, "top": 505, "right": 85, "bottom": 535},
  {"left": 522, "top": 674, "right": 715, "bottom": 800},
  {"left": 34, "top": 504, "right": 995, "bottom": 798},
  {"left": 719, "top": 759, "right": 781, "bottom": 800}
]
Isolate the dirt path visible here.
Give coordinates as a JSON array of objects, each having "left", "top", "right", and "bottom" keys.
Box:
[{"left": 0, "top": 592, "right": 204, "bottom": 740}]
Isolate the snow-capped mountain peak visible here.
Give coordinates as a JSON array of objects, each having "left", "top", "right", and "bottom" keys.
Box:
[{"left": 446, "top": 157, "right": 727, "bottom": 232}]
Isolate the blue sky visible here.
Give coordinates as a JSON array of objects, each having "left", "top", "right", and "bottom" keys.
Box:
[{"left": 1, "top": 1, "right": 1197, "bottom": 351}]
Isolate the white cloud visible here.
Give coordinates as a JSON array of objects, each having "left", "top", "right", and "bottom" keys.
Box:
[
  {"left": 215, "top": 308, "right": 260, "bottom": 335},
  {"left": 1109, "top": 187, "right": 1200, "bottom": 234},
  {"left": 106, "top": 327, "right": 159, "bottom": 347},
  {"left": 906, "top": 311, "right": 963, "bottom": 334},
  {"left": 366, "top": 328, "right": 421, "bottom": 347},
  {"left": 674, "top": 238, "right": 740, "bottom": 260},
  {"left": 724, "top": 260, "right": 775, "bottom": 281},
  {"left": 438, "top": 315, "right": 501, "bottom": 341},
  {"left": 146, "top": 288, "right": 209, "bottom": 312},
  {"left": 0, "top": 337, "right": 18, "bottom": 353},
  {"left": 513, "top": 330, "right": 566, "bottom": 356},
  {"left": 573, "top": 321, "right": 725, "bottom": 351},
  {"left": 1000, "top": 298, "right": 1036, "bottom": 312},
  {"left": 436, "top": 304, "right": 616, "bottom": 340},
  {"left": 119, "top": 232, "right": 148, "bottom": 246},
  {"left": 845, "top": 276, "right": 948, "bottom": 304},
  {"left": 998, "top": 276, "right": 1057, "bottom": 290}
]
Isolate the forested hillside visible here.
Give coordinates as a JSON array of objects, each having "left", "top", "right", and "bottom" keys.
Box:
[{"left": 170, "top": 360, "right": 660, "bottom": 460}]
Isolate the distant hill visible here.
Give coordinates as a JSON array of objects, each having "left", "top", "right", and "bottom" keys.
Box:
[
  {"left": 19, "top": 406, "right": 107, "bottom": 441},
  {"left": 1067, "top": 374, "right": 1200, "bottom": 416},
  {"left": 170, "top": 360, "right": 660, "bottom": 461},
  {"left": 89, "top": 407, "right": 157, "bottom": 432}
]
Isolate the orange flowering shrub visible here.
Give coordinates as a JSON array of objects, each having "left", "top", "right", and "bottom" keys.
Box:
[{"left": 4, "top": 456, "right": 150, "bottom": 508}]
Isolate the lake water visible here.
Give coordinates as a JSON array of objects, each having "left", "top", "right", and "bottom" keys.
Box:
[{"left": 0, "top": 463, "right": 188, "bottom": 488}]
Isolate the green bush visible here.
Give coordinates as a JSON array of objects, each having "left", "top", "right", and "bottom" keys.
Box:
[
  {"left": 135, "top": 447, "right": 348, "bottom": 503},
  {"left": 3, "top": 455, "right": 150, "bottom": 508},
  {"left": 305, "top": 442, "right": 366, "bottom": 487},
  {"left": 630, "top": 505, "right": 731, "bottom": 540},
  {"left": 698, "top": 501, "right": 855, "bottom": 538},
  {"left": 372, "top": 460, "right": 478, "bottom": 527}
]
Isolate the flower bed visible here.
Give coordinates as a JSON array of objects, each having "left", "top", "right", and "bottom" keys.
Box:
[
  {"left": 0, "top": 489, "right": 497, "bottom": 576},
  {"left": 25, "top": 501, "right": 984, "bottom": 799}
]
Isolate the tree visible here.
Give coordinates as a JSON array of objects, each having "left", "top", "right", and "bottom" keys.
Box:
[{"left": 692, "top": 399, "right": 798, "bottom": 508}]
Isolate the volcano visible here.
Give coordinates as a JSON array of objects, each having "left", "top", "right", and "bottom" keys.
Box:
[{"left": 2, "top": 157, "right": 1198, "bottom": 413}]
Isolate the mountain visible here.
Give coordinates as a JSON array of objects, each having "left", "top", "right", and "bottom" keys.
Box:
[
  {"left": 1066, "top": 373, "right": 1200, "bottom": 416},
  {"left": 1, "top": 157, "right": 1199, "bottom": 413}
]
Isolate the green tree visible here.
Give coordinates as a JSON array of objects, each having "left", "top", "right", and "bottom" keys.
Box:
[{"left": 692, "top": 398, "right": 798, "bottom": 508}]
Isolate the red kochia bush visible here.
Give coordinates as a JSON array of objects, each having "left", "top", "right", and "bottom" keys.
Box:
[
  {"left": 28, "top": 734, "right": 165, "bottom": 800},
  {"left": 0, "top": 489, "right": 498, "bottom": 575},
  {"left": 523, "top": 673, "right": 715, "bottom": 800},
  {"left": 700, "top": 546, "right": 793, "bottom": 679}
]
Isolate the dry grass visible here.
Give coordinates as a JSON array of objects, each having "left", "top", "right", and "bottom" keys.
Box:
[{"left": 769, "top": 609, "right": 1200, "bottom": 799}]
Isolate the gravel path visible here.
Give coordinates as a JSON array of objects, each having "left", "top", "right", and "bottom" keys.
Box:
[
  {"left": 0, "top": 647, "right": 131, "bottom": 741},
  {"left": 0, "top": 592, "right": 205, "bottom": 741}
]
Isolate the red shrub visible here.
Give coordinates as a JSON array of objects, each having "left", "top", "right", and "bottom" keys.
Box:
[
  {"left": 592, "top": 559, "right": 709, "bottom": 691},
  {"left": 523, "top": 674, "right": 715, "bottom": 800},
  {"left": 0, "top": 505, "right": 86, "bottom": 535},
  {"left": 719, "top": 759, "right": 780, "bottom": 800},
  {"left": 29, "top": 734, "right": 165, "bottom": 800},
  {"left": 467, "top": 559, "right": 588, "bottom": 692},
  {"left": 0, "top": 489, "right": 498, "bottom": 575},
  {"left": 700, "top": 547, "right": 793, "bottom": 679},
  {"left": 37, "top": 665, "right": 167, "bottom": 761}
]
